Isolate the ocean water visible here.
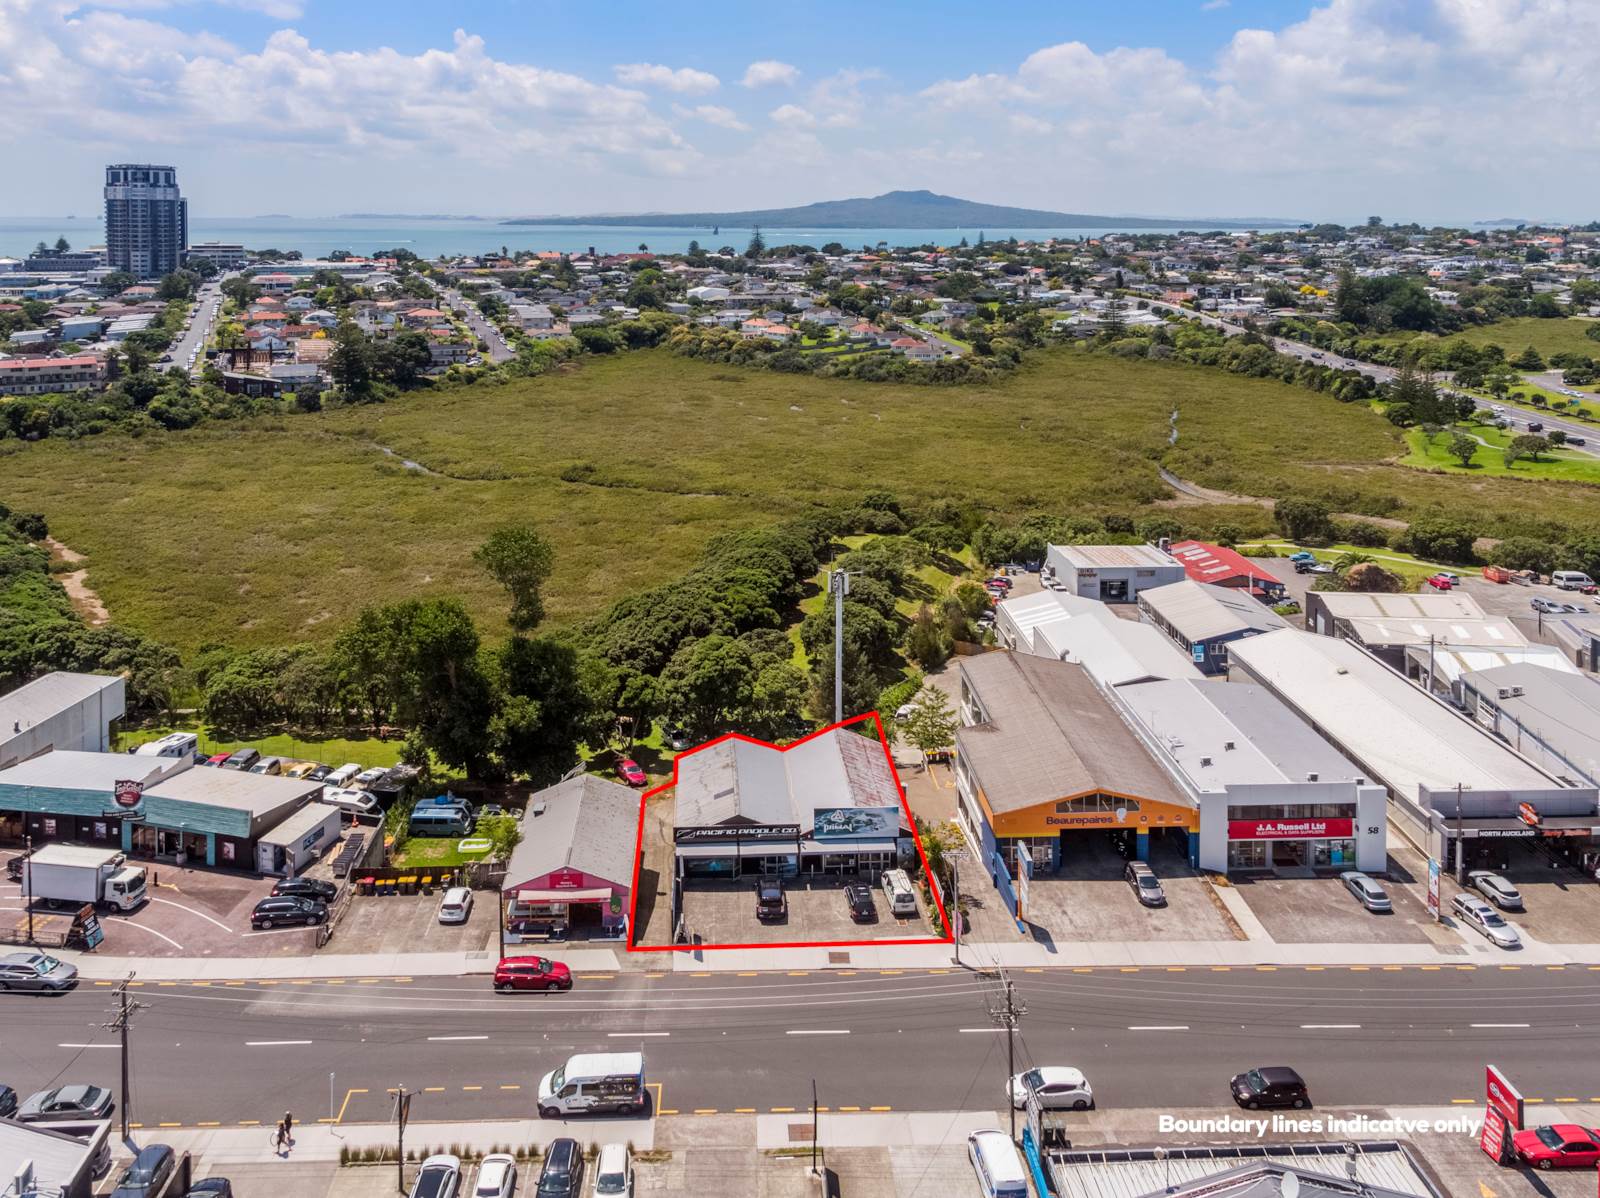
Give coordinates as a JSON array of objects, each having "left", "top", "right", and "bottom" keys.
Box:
[{"left": 0, "top": 215, "right": 1293, "bottom": 261}]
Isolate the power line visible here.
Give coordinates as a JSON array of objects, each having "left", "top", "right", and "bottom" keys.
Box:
[
  {"left": 985, "top": 969, "right": 1027, "bottom": 1143},
  {"left": 102, "top": 972, "right": 147, "bottom": 1142}
]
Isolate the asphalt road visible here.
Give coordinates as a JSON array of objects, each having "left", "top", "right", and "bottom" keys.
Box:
[
  {"left": 429, "top": 280, "right": 514, "bottom": 363},
  {"left": 7, "top": 967, "right": 1600, "bottom": 1129},
  {"left": 172, "top": 279, "right": 224, "bottom": 376}
]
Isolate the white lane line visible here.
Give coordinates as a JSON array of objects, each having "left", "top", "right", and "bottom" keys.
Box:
[
  {"left": 1300, "top": 1024, "right": 1361, "bottom": 1029},
  {"left": 148, "top": 896, "right": 234, "bottom": 933},
  {"left": 103, "top": 920, "right": 184, "bottom": 950},
  {"left": 1128, "top": 1025, "right": 1189, "bottom": 1031},
  {"left": 958, "top": 1028, "right": 1004, "bottom": 1034},
  {"left": 58, "top": 1043, "right": 117, "bottom": 1049},
  {"left": 786, "top": 1029, "right": 850, "bottom": 1036},
  {"left": 609, "top": 1032, "right": 669, "bottom": 1038},
  {"left": 1471, "top": 1022, "right": 1530, "bottom": 1029},
  {"left": 246, "top": 1040, "right": 313, "bottom": 1046},
  {"left": 426, "top": 1034, "right": 489, "bottom": 1041}
]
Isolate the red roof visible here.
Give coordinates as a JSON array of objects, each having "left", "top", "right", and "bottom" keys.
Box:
[
  {"left": 1167, "top": 539, "right": 1270, "bottom": 586},
  {"left": 0, "top": 355, "right": 100, "bottom": 371}
]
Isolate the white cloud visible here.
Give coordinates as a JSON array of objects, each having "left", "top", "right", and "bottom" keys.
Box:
[
  {"left": 741, "top": 59, "right": 799, "bottom": 88},
  {"left": 769, "top": 103, "right": 816, "bottom": 127},
  {"left": 1201, "top": 0, "right": 1229, "bottom": 10},
  {"left": 613, "top": 62, "right": 719, "bottom": 94},
  {"left": 676, "top": 103, "right": 749, "bottom": 131}
]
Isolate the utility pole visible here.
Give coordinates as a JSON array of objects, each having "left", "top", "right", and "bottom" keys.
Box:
[
  {"left": 103, "top": 973, "right": 146, "bottom": 1142},
  {"left": 948, "top": 848, "right": 965, "bottom": 967},
  {"left": 829, "top": 569, "right": 850, "bottom": 724},
  {"left": 393, "top": 1085, "right": 411, "bottom": 1194},
  {"left": 23, "top": 833, "right": 33, "bottom": 945},
  {"left": 986, "top": 971, "right": 1026, "bottom": 1142},
  {"left": 810, "top": 1077, "right": 820, "bottom": 1177}
]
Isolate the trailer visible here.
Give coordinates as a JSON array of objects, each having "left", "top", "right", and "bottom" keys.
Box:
[{"left": 22, "top": 845, "right": 147, "bottom": 912}]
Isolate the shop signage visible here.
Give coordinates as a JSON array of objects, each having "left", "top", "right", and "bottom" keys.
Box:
[
  {"left": 1470, "top": 828, "right": 1536, "bottom": 839},
  {"left": 993, "top": 801, "right": 1197, "bottom": 838},
  {"left": 112, "top": 779, "right": 144, "bottom": 818},
  {"left": 675, "top": 824, "right": 799, "bottom": 845},
  {"left": 1518, "top": 802, "right": 1541, "bottom": 827},
  {"left": 1426, "top": 857, "right": 1440, "bottom": 919},
  {"left": 1015, "top": 844, "right": 1031, "bottom": 920},
  {"left": 1486, "top": 1064, "right": 1525, "bottom": 1130},
  {"left": 812, "top": 807, "right": 900, "bottom": 840},
  {"left": 1480, "top": 1108, "right": 1509, "bottom": 1165},
  {"left": 1228, "top": 818, "right": 1353, "bottom": 841},
  {"left": 549, "top": 867, "right": 585, "bottom": 890}
]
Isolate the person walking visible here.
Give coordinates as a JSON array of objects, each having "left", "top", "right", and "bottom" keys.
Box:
[
  {"left": 282, "top": 1110, "right": 294, "bottom": 1146},
  {"left": 273, "top": 1119, "right": 287, "bottom": 1155}
]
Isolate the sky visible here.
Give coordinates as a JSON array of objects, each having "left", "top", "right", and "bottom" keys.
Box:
[{"left": 1, "top": 0, "right": 1594, "bottom": 224}]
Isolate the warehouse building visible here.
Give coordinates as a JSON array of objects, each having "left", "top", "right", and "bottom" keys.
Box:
[
  {"left": 1227, "top": 630, "right": 1599, "bottom": 873},
  {"left": 1165, "top": 539, "right": 1288, "bottom": 600},
  {"left": 997, "top": 590, "right": 1201, "bottom": 686},
  {"left": 0, "top": 672, "right": 125, "bottom": 769},
  {"left": 1043, "top": 543, "right": 1184, "bottom": 604},
  {"left": 1301, "top": 591, "right": 1526, "bottom": 669},
  {"left": 1116, "top": 677, "right": 1387, "bottom": 873},
  {"left": 994, "top": 588, "right": 1109, "bottom": 652},
  {"left": 1459, "top": 664, "right": 1600, "bottom": 789},
  {"left": 1407, "top": 642, "right": 1577, "bottom": 700},
  {"left": 502, "top": 774, "right": 637, "bottom": 939},
  {"left": 1137, "top": 579, "right": 1289, "bottom": 675}
]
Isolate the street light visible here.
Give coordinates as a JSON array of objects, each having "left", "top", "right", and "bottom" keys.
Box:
[{"left": 947, "top": 847, "right": 966, "bottom": 967}]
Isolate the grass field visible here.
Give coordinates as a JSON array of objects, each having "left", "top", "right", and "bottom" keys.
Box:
[
  {"left": 6, "top": 346, "right": 1600, "bottom": 654},
  {"left": 1400, "top": 424, "right": 1600, "bottom": 483},
  {"left": 1378, "top": 317, "right": 1600, "bottom": 361},
  {"left": 111, "top": 723, "right": 407, "bottom": 768}
]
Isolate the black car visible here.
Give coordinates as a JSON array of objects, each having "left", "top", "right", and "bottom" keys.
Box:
[
  {"left": 249, "top": 895, "right": 327, "bottom": 930},
  {"left": 110, "top": 1144, "right": 176, "bottom": 1198},
  {"left": 0, "top": 1084, "right": 16, "bottom": 1119},
  {"left": 270, "top": 877, "right": 338, "bottom": 903},
  {"left": 187, "top": 1181, "right": 234, "bottom": 1198},
  {"left": 756, "top": 880, "right": 788, "bottom": 923},
  {"left": 1231, "top": 1066, "right": 1309, "bottom": 1110},
  {"left": 536, "top": 1137, "right": 585, "bottom": 1198},
  {"left": 845, "top": 884, "right": 877, "bottom": 922},
  {"left": 305, "top": 764, "right": 333, "bottom": 783}
]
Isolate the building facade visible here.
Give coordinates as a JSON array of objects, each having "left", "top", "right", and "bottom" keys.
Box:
[
  {"left": 104, "top": 163, "right": 187, "bottom": 278},
  {"left": 0, "top": 355, "right": 108, "bottom": 396},
  {"left": 1043, "top": 543, "right": 1185, "bottom": 604}
]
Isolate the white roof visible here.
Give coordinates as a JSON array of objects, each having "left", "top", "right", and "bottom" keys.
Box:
[
  {"left": 0, "top": 749, "right": 176, "bottom": 792},
  {"left": 0, "top": 672, "right": 122, "bottom": 736},
  {"left": 26, "top": 843, "right": 125, "bottom": 867},
  {"left": 1037, "top": 616, "right": 1203, "bottom": 687},
  {"left": 1313, "top": 591, "right": 1485, "bottom": 620},
  {"left": 562, "top": 1051, "right": 642, "bottom": 1077},
  {"left": 1405, "top": 642, "right": 1576, "bottom": 686},
  {"left": 146, "top": 765, "right": 324, "bottom": 815},
  {"left": 999, "top": 589, "right": 1114, "bottom": 638},
  {"left": 1341, "top": 614, "right": 1526, "bottom": 649},
  {"left": 1227, "top": 630, "right": 1561, "bottom": 801},
  {"left": 674, "top": 729, "right": 901, "bottom": 830},
  {"left": 1052, "top": 543, "right": 1175, "bottom": 570},
  {"left": 256, "top": 801, "right": 339, "bottom": 846},
  {"left": 1138, "top": 580, "right": 1288, "bottom": 642}
]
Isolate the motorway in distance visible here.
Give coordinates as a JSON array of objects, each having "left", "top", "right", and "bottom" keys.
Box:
[{"left": 7, "top": 967, "right": 1600, "bottom": 1128}]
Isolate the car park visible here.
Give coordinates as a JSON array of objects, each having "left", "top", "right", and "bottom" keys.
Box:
[
  {"left": 1451, "top": 893, "right": 1521, "bottom": 948},
  {"left": 493, "top": 955, "right": 572, "bottom": 992},
  {"left": 0, "top": 950, "right": 79, "bottom": 992},
  {"left": 1231, "top": 1066, "right": 1309, "bottom": 1110},
  {"left": 1124, "top": 861, "right": 1166, "bottom": 907},
  {"left": 438, "top": 886, "right": 474, "bottom": 924},
  {"left": 1512, "top": 1124, "right": 1600, "bottom": 1170},
  {"left": 1468, "top": 870, "right": 1524, "bottom": 911},
  {"left": 221, "top": 747, "right": 260, "bottom": 771},
  {"left": 109, "top": 1144, "right": 176, "bottom": 1198},
  {"left": 1339, "top": 871, "right": 1392, "bottom": 913},
  {"left": 18, "top": 1083, "right": 114, "bottom": 1122},
  {"left": 1008, "top": 1065, "right": 1093, "bottom": 1111},
  {"left": 616, "top": 757, "right": 647, "bottom": 787},
  {"left": 409, "top": 1153, "right": 461, "bottom": 1198},
  {"left": 270, "top": 877, "right": 337, "bottom": 903},
  {"left": 593, "top": 1143, "right": 632, "bottom": 1196},
  {"left": 845, "top": 883, "right": 877, "bottom": 922},
  {"left": 535, "top": 1137, "right": 584, "bottom": 1198},
  {"left": 472, "top": 1153, "right": 517, "bottom": 1198},
  {"left": 756, "top": 879, "right": 788, "bottom": 922},
  {"left": 250, "top": 895, "right": 327, "bottom": 929}
]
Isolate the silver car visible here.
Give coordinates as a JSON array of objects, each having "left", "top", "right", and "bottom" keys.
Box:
[
  {"left": 1468, "top": 870, "right": 1524, "bottom": 911},
  {"left": 0, "top": 951, "right": 79, "bottom": 993},
  {"left": 1339, "top": 871, "right": 1392, "bottom": 913},
  {"left": 1452, "top": 893, "right": 1522, "bottom": 949}
]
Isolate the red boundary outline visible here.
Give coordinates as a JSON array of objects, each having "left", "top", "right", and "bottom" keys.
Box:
[{"left": 626, "top": 710, "right": 953, "bottom": 952}]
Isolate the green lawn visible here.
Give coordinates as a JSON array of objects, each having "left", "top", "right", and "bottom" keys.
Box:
[
  {"left": 1237, "top": 541, "right": 1449, "bottom": 585},
  {"left": 390, "top": 836, "right": 493, "bottom": 870},
  {"left": 112, "top": 723, "right": 407, "bottom": 768},
  {"left": 8, "top": 346, "right": 1600, "bottom": 655},
  {"left": 1400, "top": 424, "right": 1600, "bottom": 484},
  {"left": 1377, "top": 317, "right": 1600, "bottom": 361}
]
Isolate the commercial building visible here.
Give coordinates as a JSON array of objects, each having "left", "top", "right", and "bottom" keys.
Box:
[
  {"left": 1165, "top": 539, "right": 1287, "bottom": 599},
  {"left": 1227, "top": 630, "right": 1600, "bottom": 873},
  {"left": 1407, "top": 642, "right": 1577, "bottom": 699},
  {"left": 0, "top": 672, "right": 125, "bottom": 769},
  {"left": 184, "top": 242, "right": 248, "bottom": 270},
  {"left": 22, "top": 250, "right": 104, "bottom": 273},
  {"left": 254, "top": 800, "right": 342, "bottom": 876},
  {"left": 1137, "top": 579, "right": 1289, "bottom": 675},
  {"left": 1046, "top": 1140, "right": 1440, "bottom": 1198},
  {"left": 1117, "top": 678, "right": 1387, "bottom": 873},
  {"left": 1301, "top": 591, "right": 1524, "bottom": 666},
  {"left": 1043, "top": 543, "right": 1184, "bottom": 603},
  {"left": 996, "top": 589, "right": 1202, "bottom": 686},
  {"left": 670, "top": 728, "right": 911, "bottom": 881},
  {"left": 1459, "top": 663, "right": 1600, "bottom": 788},
  {"left": 954, "top": 653, "right": 1196, "bottom": 896},
  {"left": 103, "top": 164, "right": 187, "bottom": 278},
  {"left": 502, "top": 775, "right": 637, "bottom": 939},
  {"left": 0, "top": 1116, "right": 112, "bottom": 1198},
  {"left": 994, "top": 589, "right": 1109, "bottom": 652},
  {"left": 0, "top": 355, "right": 107, "bottom": 396}
]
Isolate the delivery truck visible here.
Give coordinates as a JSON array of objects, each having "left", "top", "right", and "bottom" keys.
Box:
[{"left": 22, "top": 845, "right": 148, "bottom": 912}]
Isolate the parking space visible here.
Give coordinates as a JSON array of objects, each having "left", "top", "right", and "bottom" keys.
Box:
[
  {"left": 335, "top": 888, "right": 500, "bottom": 955},
  {"left": 1227, "top": 858, "right": 1437, "bottom": 944},
  {"left": 677, "top": 875, "right": 945, "bottom": 946}
]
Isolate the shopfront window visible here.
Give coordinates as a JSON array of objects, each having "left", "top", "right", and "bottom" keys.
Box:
[
  {"left": 1228, "top": 841, "right": 1268, "bottom": 870},
  {"left": 1312, "top": 839, "right": 1355, "bottom": 868}
]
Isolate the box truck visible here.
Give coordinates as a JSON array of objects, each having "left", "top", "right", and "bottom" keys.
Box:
[{"left": 22, "top": 845, "right": 148, "bottom": 912}]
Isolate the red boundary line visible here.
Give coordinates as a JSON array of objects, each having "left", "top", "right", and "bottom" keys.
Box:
[{"left": 626, "top": 710, "right": 953, "bottom": 952}]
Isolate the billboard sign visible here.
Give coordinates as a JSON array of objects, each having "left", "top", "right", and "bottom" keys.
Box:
[
  {"left": 1480, "top": 1108, "right": 1509, "bottom": 1164},
  {"left": 674, "top": 824, "right": 799, "bottom": 844},
  {"left": 812, "top": 807, "right": 901, "bottom": 840},
  {"left": 112, "top": 779, "right": 144, "bottom": 819},
  {"left": 1427, "top": 857, "right": 1441, "bottom": 918},
  {"left": 1518, "top": 802, "right": 1541, "bottom": 827},
  {"left": 1228, "top": 818, "right": 1354, "bottom": 841},
  {"left": 1486, "top": 1064, "right": 1525, "bottom": 1130}
]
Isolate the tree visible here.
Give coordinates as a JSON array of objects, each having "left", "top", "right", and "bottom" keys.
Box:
[
  {"left": 327, "top": 321, "right": 376, "bottom": 395},
  {"left": 1447, "top": 431, "right": 1479, "bottom": 468},
  {"left": 491, "top": 635, "right": 593, "bottom": 781},
  {"left": 478, "top": 812, "right": 523, "bottom": 865},
  {"left": 473, "top": 525, "right": 555, "bottom": 631},
  {"left": 899, "top": 685, "right": 957, "bottom": 765},
  {"left": 372, "top": 330, "right": 432, "bottom": 387},
  {"left": 1274, "top": 497, "right": 1333, "bottom": 543},
  {"left": 53, "top": 236, "right": 70, "bottom": 253},
  {"left": 156, "top": 270, "right": 199, "bottom": 302},
  {"left": 1510, "top": 345, "right": 1545, "bottom": 371},
  {"left": 746, "top": 225, "right": 765, "bottom": 259},
  {"left": 1504, "top": 433, "right": 1550, "bottom": 467},
  {"left": 1404, "top": 516, "right": 1478, "bottom": 564},
  {"left": 100, "top": 270, "right": 135, "bottom": 293}
]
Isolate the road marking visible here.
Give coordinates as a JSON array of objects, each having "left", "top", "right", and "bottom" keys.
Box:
[
  {"left": 424, "top": 1087, "right": 446, "bottom": 1093},
  {"left": 771, "top": 1107, "right": 796, "bottom": 1113},
  {"left": 1556, "top": 1098, "right": 1580, "bottom": 1103},
  {"left": 246, "top": 1040, "right": 312, "bottom": 1046},
  {"left": 197, "top": 1121, "right": 221, "bottom": 1127},
  {"left": 58, "top": 1043, "right": 116, "bottom": 1049},
  {"left": 870, "top": 1106, "right": 892, "bottom": 1112},
  {"left": 693, "top": 1108, "right": 717, "bottom": 1115},
  {"left": 334, "top": 1089, "right": 365, "bottom": 1123},
  {"left": 787, "top": 1029, "right": 849, "bottom": 1036},
  {"left": 1470, "top": 1023, "right": 1530, "bottom": 1028},
  {"left": 959, "top": 1028, "right": 1004, "bottom": 1034},
  {"left": 159, "top": 1122, "right": 181, "bottom": 1128},
  {"left": 610, "top": 1032, "right": 669, "bottom": 1038},
  {"left": 1128, "top": 1025, "right": 1189, "bottom": 1031},
  {"left": 148, "top": 895, "right": 233, "bottom": 932},
  {"left": 1300, "top": 1024, "right": 1360, "bottom": 1030},
  {"left": 734, "top": 1107, "right": 757, "bottom": 1113},
  {"left": 499, "top": 1085, "right": 521, "bottom": 1091},
  {"left": 427, "top": 1035, "right": 489, "bottom": 1041},
  {"left": 1451, "top": 1099, "right": 1477, "bottom": 1105},
  {"left": 462, "top": 1086, "right": 483, "bottom": 1092},
  {"left": 838, "top": 1106, "right": 861, "bottom": 1112}
]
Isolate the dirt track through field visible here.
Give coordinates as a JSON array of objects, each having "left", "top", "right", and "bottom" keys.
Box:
[{"left": 45, "top": 536, "right": 109, "bottom": 625}]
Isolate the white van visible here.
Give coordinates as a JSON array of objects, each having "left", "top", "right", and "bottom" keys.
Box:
[
  {"left": 324, "top": 762, "right": 362, "bottom": 788},
  {"left": 967, "top": 1129, "right": 1028, "bottom": 1198},
  {"left": 880, "top": 868, "right": 918, "bottom": 918},
  {"left": 537, "top": 1052, "right": 646, "bottom": 1118},
  {"left": 1553, "top": 570, "right": 1595, "bottom": 591},
  {"left": 321, "top": 787, "right": 381, "bottom": 821},
  {"left": 135, "top": 732, "right": 198, "bottom": 759}
]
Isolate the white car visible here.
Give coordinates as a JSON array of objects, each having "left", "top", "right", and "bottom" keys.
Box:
[
  {"left": 1468, "top": 870, "right": 1524, "bottom": 911},
  {"left": 351, "top": 766, "right": 389, "bottom": 790},
  {"left": 1451, "top": 893, "right": 1521, "bottom": 949},
  {"left": 324, "top": 762, "right": 362, "bottom": 788},
  {"left": 438, "top": 887, "right": 474, "bottom": 925},
  {"left": 471, "top": 1152, "right": 516, "bottom": 1198},
  {"left": 593, "top": 1143, "right": 632, "bottom": 1196},
  {"left": 1008, "top": 1065, "right": 1093, "bottom": 1111},
  {"left": 409, "top": 1153, "right": 461, "bottom": 1198}
]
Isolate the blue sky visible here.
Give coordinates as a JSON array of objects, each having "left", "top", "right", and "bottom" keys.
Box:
[{"left": 1, "top": 1, "right": 1593, "bottom": 222}]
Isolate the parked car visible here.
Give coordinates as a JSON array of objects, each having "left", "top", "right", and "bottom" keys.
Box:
[
  {"left": 664, "top": 725, "right": 693, "bottom": 751},
  {"left": 616, "top": 758, "right": 647, "bottom": 787},
  {"left": 477, "top": 803, "right": 506, "bottom": 820},
  {"left": 1124, "top": 861, "right": 1166, "bottom": 907},
  {"left": 1532, "top": 597, "right": 1564, "bottom": 614},
  {"left": 305, "top": 764, "right": 333, "bottom": 783},
  {"left": 0, "top": 950, "right": 79, "bottom": 992},
  {"left": 109, "top": 1143, "right": 176, "bottom": 1198},
  {"left": 221, "top": 747, "right": 260, "bottom": 771},
  {"left": 1433, "top": 572, "right": 1462, "bottom": 586},
  {"left": 844, "top": 883, "right": 877, "bottom": 922},
  {"left": 535, "top": 1137, "right": 584, "bottom": 1198},
  {"left": 186, "top": 1181, "right": 234, "bottom": 1198},
  {"left": 1452, "top": 893, "right": 1521, "bottom": 948},
  {"left": 409, "top": 1153, "right": 461, "bottom": 1198},
  {"left": 18, "top": 1083, "right": 114, "bottom": 1122},
  {"left": 967, "top": 1129, "right": 1029, "bottom": 1198},
  {"left": 280, "top": 761, "right": 319, "bottom": 780},
  {"left": 493, "top": 955, "right": 573, "bottom": 992},
  {"left": 0, "top": 1085, "right": 17, "bottom": 1118},
  {"left": 1339, "top": 871, "right": 1392, "bottom": 913},
  {"left": 1294, "top": 561, "right": 1332, "bottom": 575},
  {"left": 756, "top": 879, "right": 788, "bottom": 923},
  {"left": 323, "top": 763, "right": 362, "bottom": 788},
  {"left": 593, "top": 1143, "right": 632, "bottom": 1197},
  {"left": 1231, "top": 1066, "right": 1309, "bottom": 1110},
  {"left": 438, "top": 887, "right": 474, "bottom": 925},
  {"left": 895, "top": 702, "right": 916, "bottom": 722},
  {"left": 351, "top": 766, "right": 388, "bottom": 790},
  {"left": 1563, "top": 602, "right": 1590, "bottom": 614},
  {"left": 1468, "top": 870, "right": 1524, "bottom": 911},
  {"left": 249, "top": 895, "right": 327, "bottom": 930},
  {"left": 271, "top": 877, "right": 337, "bottom": 903},
  {"left": 205, "top": 753, "right": 232, "bottom": 768},
  {"left": 248, "top": 756, "right": 284, "bottom": 775},
  {"left": 1287, "top": 552, "right": 1316, "bottom": 564},
  {"left": 1008, "top": 1065, "right": 1093, "bottom": 1111},
  {"left": 1512, "top": 1124, "right": 1600, "bottom": 1170},
  {"left": 472, "top": 1152, "right": 517, "bottom": 1198},
  {"left": 1424, "top": 574, "right": 1454, "bottom": 591}
]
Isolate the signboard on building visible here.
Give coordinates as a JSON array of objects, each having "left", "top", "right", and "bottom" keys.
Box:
[
  {"left": 1227, "top": 818, "right": 1354, "bottom": 841},
  {"left": 112, "top": 778, "right": 144, "bottom": 820},
  {"left": 674, "top": 824, "right": 800, "bottom": 845},
  {"left": 1015, "top": 845, "right": 1031, "bottom": 920},
  {"left": 812, "top": 807, "right": 900, "bottom": 840},
  {"left": 1518, "top": 802, "right": 1541, "bottom": 827},
  {"left": 1486, "top": 1064, "right": 1525, "bottom": 1130},
  {"left": 549, "top": 867, "right": 585, "bottom": 890},
  {"left": 1427, "top": 857, "right": 1441, "bottom": 919}
]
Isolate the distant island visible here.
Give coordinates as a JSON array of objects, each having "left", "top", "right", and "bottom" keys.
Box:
[
  {"left": 338, "top": 213, "right": 492, "bottom": 221},
  {"left": 502, "top": 189, "right": 1297, "bottom": 231}
]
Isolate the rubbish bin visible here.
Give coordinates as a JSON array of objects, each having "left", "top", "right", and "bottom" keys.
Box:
[{"left": 357, "top": 876, "right": 375, "bottom": 896}]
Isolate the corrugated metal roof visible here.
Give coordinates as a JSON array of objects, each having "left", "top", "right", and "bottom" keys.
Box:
[
  {"left": 1049, "top": 1142, "right": 1437, "bottom": 1198},
  {"left": 1314, "top": 591, "right": 1484, "bottom": 620},
  {"left": 673, "top": 729, "right": 901, "bottom": 830},
  {"left": 0, "top": 749, "right": 174, "bottom": 792},
  {"left": 0, "top": 672, "right": 122, "bottom": 735},
  {"left": 502, "top": 774, "right": 639, "bottom": 888},
  {"left": 1139, "top": 580, "right": 1289, "bottom": 642},
  {"left": 1342, "top": 615, "right": 1526, "bottom": 649},
  {"left": 1055, "top": 544, "right": 1177, "bottom": 570},
  {"left": 1038, "top": 616, "right": 1203, "bottom": 687}
]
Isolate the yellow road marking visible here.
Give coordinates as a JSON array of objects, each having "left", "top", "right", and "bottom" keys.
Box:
[
  {"left": 787, "top": 971, "right": 809, "bottom": 976},
  {"left": 870, "top": 1105, "right": 892, "bottom": 1112},
  {"left": 197, "top": 1121, "right": 220, "bottom": 1127},
  {"left": 1422, "top": 965, "right": 1441, "bottom": 971},
  {"left": 693, "top": 1108, "right": 717, "bottom": 1115},
  {"left": 659, "top": 1108, "right": 679, "bottom": 1115},
  {"left": 734, "top": 1107, "right": 757, "bottom": 1113},
  {"left": 1167, "top": 967, "right": 1186, "bottom": 972},
  {"left": 424, "top": 1087, "right": 446, "bottom": 1093},
  {"left": 462, "top": 1086, "right": 483, "bottom": 1092},
  {"left": 771, "top": 1107, "right": 796, "bottom": 1113},
  {"left": 1556, "top": 1098, "right": 1580, "bottom": 1103},
  {"left": 838, "top": 1105, "right": 861, "bottom": 1112},
  {"left": 238, "top": 1120, "right": 260, "bottom": 1125},
  {"left": 1256, "top": 966, "right": 1277, "bottom": 972},
  {"left": 158, "top": 982, "right": 177, "bottom": 987},
  {"left": 499, "top": 1085, "right": 521, "bottom": 1091},
  {"left": 879, "top": 970, "right": 903, "bottom": 975},
  {"left": 158, "top": 1122, "right": 181, "bottom": 1127},
  {"left": 1119, "top": 967, "right": 1139, "bottom": 973},
  {"left": 334, "top": 1089, "right": 366, "bottom": 1123},
  {"left": 1451, "top": 1099, "right": 1476, "bottom": 1105},
  {"left": 326, "top": 979, "right": 346, "bottom": 985}
]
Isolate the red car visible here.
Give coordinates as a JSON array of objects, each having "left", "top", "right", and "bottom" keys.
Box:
[
  {"left": 1513, "top": 1124, "right": 1600, "bottom": 1169},
  {"left": 617, "top": 757, "right": 647, "bottom": 787},
  {"left": 493, "top": 955, "right": 573, "bottom": 993},
  {"left": 205, "top": 752, "right": 231, "bottom": 767},
  {"left": 1425, "top": 574, "right": 1454, "bottom": 590}
]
